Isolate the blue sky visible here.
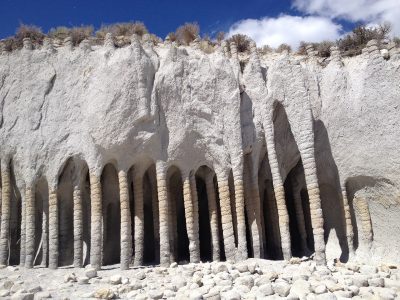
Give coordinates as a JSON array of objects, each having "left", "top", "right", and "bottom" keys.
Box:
[{"left": 1, "top": 0, "right": 399, "bottom": 48}]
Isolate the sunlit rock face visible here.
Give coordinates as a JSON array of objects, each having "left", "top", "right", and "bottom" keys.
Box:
[{"left": 0, "top": 37, "right": 399, "bottom": 269}]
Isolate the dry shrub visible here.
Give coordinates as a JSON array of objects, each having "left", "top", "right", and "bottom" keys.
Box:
[
  {"left": 393, "top": 37, "right": 400, "bottom": 47},
  {"left": 176, "top": 22, "right": 199, "bottom": 45},
  {"left": 259, "top": 45, "right": 273, "bottom": 55},
  {"left": 228, "top": 34, "right": 251, "bottom": 52},
  {"left": 200, "top": 40, "right": 215, "bottom": 54},
  {"left": 216, "top": 31, "right": 225, "bottom": 43},
  {"left": 49, "top": 26, "right": 93, "bottom": 45},
  {"left": 148, "top": 33, "right": 162, "bottom": 46},
  {"left": 48, "top": 26, "right": 70, "bottom": 40},
  {"left": 315, "top": 41, "right": 334, "bottom": 57},
  {"left": 297, "top": 41, "right": 308, "bottom": 55},
  {"left": 70, "top": 26, "right": 93, "bottom": 45},
  {"left": 15, "top": 24, "right": 45, "bottom": 48},
  {"left": 338, "top": 22, "right": 391, "bottom": 56},
  {"left": 96, "top": 22, "right": 148, "bottom": 39},
  {"left": 2, "top": 38, "right": 18, "bottom": 52},
  {"left": 276, "top": 43, "right": 292, "bottom": 53},
  {"left": 166, "top": 32, "right": 177, "bottom": 42}
]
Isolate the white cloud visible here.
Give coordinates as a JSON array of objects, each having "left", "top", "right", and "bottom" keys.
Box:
[
  {"left": 293, "top": 0, "right": 400, "bottom": 35},
  {"left": 227, "top": 15, "right": 342, "bottom": 49}
]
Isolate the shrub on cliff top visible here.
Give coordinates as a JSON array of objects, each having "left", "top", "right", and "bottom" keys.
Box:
[
  {"left": 338, "top": 23, "right": 391, "bottom": 56},
  {"left": 96, "top": 22, "right": 148, "bottom": 39},
  {"left": 228, "top": 34, "right": 251, "bottom": 52},
  {"left": 276, "top": 43, "right": 292, "bottom": 53},
  {"left": 175, "top": 22, "right": 199, "bottom": 45},
  {"left": 16, "top": 24, "right": 45, "bottom": 47},
  {"left": 49, "top": 26, "right": 93, "bottom": 45}
]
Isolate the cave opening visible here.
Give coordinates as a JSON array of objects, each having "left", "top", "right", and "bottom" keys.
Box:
[
  {"left": 283, "top": 160, "right": 314, "bottom": 257},
  {"left": 195, "top": 172, "right": 212, "bottom": 262},
  {"left": 143, "top": 166, "right": 156, "bottom": 265},
  {"left": 9, "top": 164, "right": 21, "bottom": 265}
]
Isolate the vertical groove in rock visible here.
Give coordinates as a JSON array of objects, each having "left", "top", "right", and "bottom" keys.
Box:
[
  {"left": 264, "top": 121, "right": 292, "bottom": 260},
  {"left": 189, "top": 172, "right": 200, "bottom": 263},
  {"left": 182, "top": 172, "right": 200, "bottom": 263},
  {"left": 156, "top": 162, "right": 170, "bottom": 266},
  {"left": 25, "top": 187, "right": 35, "bottom": 268},
  {"left": 48, "top": 189, "right": 58, "bottom": 269},
  {"left": 119, "top": 170, "right": 132, "bottom": 270},
  {"left": 0, "top": 162, "right": 10, "bottom": 265},
  {"left": 133, "top": 170, "right": 144, "bottom": 266},
  {"left": 216, "top": 173, "right": 236, "bottom": 261},
  {"left": 73, "top": 186, "right": 83, "bottom": 267},
  {"left": 90, "top": 174, "right": 102, "bottom": 270},
  {"left": 205, "top": 173, "right": 220, "bottom": 261}
]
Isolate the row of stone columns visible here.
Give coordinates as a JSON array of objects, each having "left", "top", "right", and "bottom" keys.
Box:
[{"left": 0, "top": 155, "right": 328, "bottom": 269}]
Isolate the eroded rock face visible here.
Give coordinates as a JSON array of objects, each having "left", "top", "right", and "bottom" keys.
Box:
[{"left": 0, "top": 37, "right": 399, "bottom": 270}]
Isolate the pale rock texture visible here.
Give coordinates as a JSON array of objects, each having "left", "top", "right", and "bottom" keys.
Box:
[{"left": 0, "top": 36, "right": 398, "bottom": 270}]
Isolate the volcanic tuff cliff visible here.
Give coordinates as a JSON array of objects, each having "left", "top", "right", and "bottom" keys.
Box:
[{"left": 0, "top": 34, "right": 399, "bottom": 270}]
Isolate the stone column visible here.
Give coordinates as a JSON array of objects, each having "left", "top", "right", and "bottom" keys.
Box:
[
  {"left": 205, "top": 173, "right": 220, "bottom": 261},
  {"left": 0, "top": 162, "right": 11, "bottom": 265},
  {"left": 48, "top": 189, "right": 58, "bottom": 269},
  {"left": 90, "top": 174, "right": 102, "bottom": 270},
  {"left": 25, "top": 187, "right": 35, "bottom": 268},
  {"left": 298, "top": 115, "right": 326, "bottom": 265},
  {"left": 73, "top": 186, "right": 83, "bottom": 267},
  {"left": 263, "top": 121, "right": 292, "bottom": 260},
  {"left": 156, "top": 162, "right": 170, "bottom": 266},
  {"left": 133, "top": 170, "right": 144, "bottom": 266},
  {"left": 341, "top": 185, "right": 354, "bottom": 255},
  {"left": 182, "top": 172, "right": 200, "bottom": 263},
  {"left": 292, "top": 186, "right": 309, "bottom": 253},
  {"left": 216, "top": 172, "right": 236, "bottom": 261},
  {"left": 119, "top": 170, "right": 132, "bottom": 270},
  {"left": 19, "top": 192, "right": 26, "bottom": 266},
  {"left": 232, "top": 168, "right": 248, "bottom": 261},
  {"left": 354, "top": 196, "right": 373, "bottom": 247}
]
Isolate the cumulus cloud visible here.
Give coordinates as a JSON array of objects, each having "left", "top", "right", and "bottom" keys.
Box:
[
  {"left": 227, "top": 15, "right": 342, "bottom": 49},
  {"left": 293, "top": 0, "right": 400, "bottom": 35}
]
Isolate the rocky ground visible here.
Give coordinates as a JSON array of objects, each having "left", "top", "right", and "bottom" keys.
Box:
[{"left": 0, "top": 258, "right": 399, "bottom": 300}]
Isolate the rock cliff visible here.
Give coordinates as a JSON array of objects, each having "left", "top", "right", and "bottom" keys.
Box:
[{"left": 0, "top": 35, "right": 399, "bottom": 269}]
